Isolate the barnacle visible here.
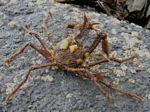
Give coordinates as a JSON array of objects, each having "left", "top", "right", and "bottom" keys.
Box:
[
  {"left": 128, "top": 79, "right": 135, "bottom": 84},
  {"left": 113, "top": 78, "right": 119, "bottom": 85}
]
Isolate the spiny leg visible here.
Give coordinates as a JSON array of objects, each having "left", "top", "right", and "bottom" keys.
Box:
[
  {"left": 30, "top": 43, "right": 53, "bottom": 62},
  {"left": 4, "top": 43, "right": 30, "bottom": 67},
  {"left": 22, "top": 25, "right": 52, "bottom": 56},
  {"left": 80, "top": 12, "right": 101, "bottom": 31},
  {"left": 64, "top": 12, "right": 101, "bottom": 31},
  {"left": 82, "top": 55, "right": 143, "bottom": 101},
  {"left": 59, "top": 11, "right": 101, "bottom": 41},
  {"left": 93, "top": 71, "right": 143, "bottom": 102},
  {"left": 91, "top": 74, "right": 111, "bottom": 106},
  {"left": 87, "top": 55, "right": 135, "bottom": 67},
  {"left": 67, "top": 68, "right": 111, "bottom": 106},
  {"left": 4, "top": 42, "right": 52, "bottom": 67},
  {"left": 42, "top": 11, "right": 54, "bottom": 48},
  {"left": 67, "top": 68, "right": 143, "bottom": 106},
  {"left": 84, "top": 30, "right": 106, "bottom": 55},
  {"left": 99, "top": 80, "right": 143, "bottom": 102},
  {"left": 83, "top": 30, "right": 109, "bottom": 60},
  {"left": 4, "top": 63, "right": 57, "bottom": 105},
  {"left": 85, "top": 56, "right": 142, "bottom": 101},
  {"left": 89, "top": 69, "right": 143, "bottom": 102}
]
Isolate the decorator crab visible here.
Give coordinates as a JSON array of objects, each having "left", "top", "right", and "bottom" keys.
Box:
[{"left": 4, "top": 11, "right": 143, "bottom": 106}]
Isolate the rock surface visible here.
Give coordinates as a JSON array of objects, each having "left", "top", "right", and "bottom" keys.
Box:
[{"left": 0, "top": 0, "right": 150, "bottom": 111}]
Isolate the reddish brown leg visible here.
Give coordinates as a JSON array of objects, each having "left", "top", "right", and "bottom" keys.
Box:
[
  {"left": 67, "top": 68, "right": 143, "bottom": 106},
  {"left": 65, "top": 12, "right": 101, "bottom": 31},
  {"left": 4, "top": 42, "right": 52, "bottom": 67},
  {"left": 99, "top": 80, "right": 143, "bottom": 102},
  {"left": 42, "top": 11, "right": 54, "bottom": 48},
  {"left": 80, "top": 12, "right": 101, "bottom": 31},
  {"left": 67, "top": 68, "right": 111, "bottom": 106},
  {"left": 87, "top": 55, "right": 135, "bottom": 67},
  {"left": 62, "top": 12, "right": 101, "bottom": 39},
  {"left": 4, "top": 63, "right": 57, "bottom": 105},
  {"left": 22, "top": 26, "right": 51, "bottom": 55},
  {"left": 83, "top": 30, "right": 109, "bottom": 60}
]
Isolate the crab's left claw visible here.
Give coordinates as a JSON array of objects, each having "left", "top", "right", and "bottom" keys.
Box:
[
  {"left": 81, "top": 12, "right": 101, "bottom": 31},
  {"left": 78, "top": 11, "right": 89, "bottom": 30}
]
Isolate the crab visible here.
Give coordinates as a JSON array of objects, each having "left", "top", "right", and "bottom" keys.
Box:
[{"left": 4, "top": 11, "right": 143, "bottom": 106}]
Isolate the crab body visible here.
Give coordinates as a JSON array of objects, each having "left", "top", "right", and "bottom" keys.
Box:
[{"left": 53, "top": 36, "right": 83, "bottom": 68}]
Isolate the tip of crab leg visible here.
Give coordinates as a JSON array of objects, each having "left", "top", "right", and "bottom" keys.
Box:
[
  {"left": 48, "top": 10, "right": 52, "bottom": 18},
  {"left": 4, "top": 59, "right": 10, "bottom": 67},
  {"left": 133, "top": 94, "right": 144, "bottom": 102},
  {"left": 107, "top": 97, "right": 111, "bottom": 107}
]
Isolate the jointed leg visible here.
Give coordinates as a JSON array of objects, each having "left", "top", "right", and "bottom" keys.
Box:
[
  {"left": 84, "top": 56, "right": 143, "bottom": 102},
  {"left": 4, "top": 63, "right": 57, "bottom": 105},
  {"left": 4, "top": 42, "right": 52, "bottom": 67},
  {"left": 22, "top": 26, "right": 52, "bottom": 56},
  {"left": 67, "top": 68, "right": 143, "bottom": 106},
  {"left": 67, "top": 68, "right": 111, "bottom": 106},
  {"left": 4, "top": 43, "right": 30, "bottom": 67},
  {"left": 80, "top": 12, "right": 101, "bottom": 31},
  {"left": 64, "top": 12, "right": 101, "bottom": 31},
  {"left": 87, "top": 55, "right": 135, "bottom": 67},
  {"left": 42, "top": 11, "right": 54, "bottom": 48},
  {"left": 99, "top": 80, "right": 143, "bottom": 102},
  {"left": 84, "top": 30, "right": 109, "bottom": 60},
  {"left": 61, "top": 12, "right": 101, "bottom": 39}
]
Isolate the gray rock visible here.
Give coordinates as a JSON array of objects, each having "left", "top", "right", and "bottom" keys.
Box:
[{"left": 0, "top": 0, "right": 150, "bottom": 112}]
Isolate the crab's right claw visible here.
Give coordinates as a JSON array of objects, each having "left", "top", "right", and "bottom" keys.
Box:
[{"left": 88, "top": 22, "right": 101, "bottom": 31}]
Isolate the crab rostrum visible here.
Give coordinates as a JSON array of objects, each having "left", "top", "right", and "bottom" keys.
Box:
[{"left": 4, "top": 11, "right": 143, "bottom": 106}]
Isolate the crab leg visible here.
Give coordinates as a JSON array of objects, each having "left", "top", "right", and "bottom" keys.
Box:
[
  {"left": 22, "top": 26, "right": 52, "bottom": 55},
  {"left": 67, "top": 68, "right": 111, "bottom": 106},
  {"left": 4, "top": 63, "right": 57, "bottom": 105},
  {"left": 64, "top": 12, "right": 101, "bottom": 31},
  {"left": 87, "top": 55, "right": 135, "bottom": 67},
  {"left": 42, "top": 11, "right": 54, "bottom": 49},
  {"left": 84, "top": 30, "right": 109, "bottom": 60},
  {"left": 81, "top": 12, "right": 101, "bottom": 31},
  {"left": 4, "top": 42, "right": 52, "bottom": 67},
  {"left": 100, "top": 80, "right": 143, "bottom": 102},
  {"left": 67, "top": 68, "right": 143, "bottom": 106}
]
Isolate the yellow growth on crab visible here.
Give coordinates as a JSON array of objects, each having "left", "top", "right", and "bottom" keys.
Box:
[
  {"left": 69, "top": 45, "right": 78, "bottom": 53},
  {"left": 76, "top": 58, "right": 82, "bottom": 64},
  {"left": 60, "top": 39, "right": 69, "bottom": 50}
]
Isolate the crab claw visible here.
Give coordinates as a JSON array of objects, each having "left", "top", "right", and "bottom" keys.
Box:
[
  {"left": 81, "top": 12, "right": 89, "bottom": 28},
  {"left": 81, "top": 12, "right": 101, "bottom": 31},
  {"left": 88, "top": 21, "right": 101, "bottom": 31}
]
